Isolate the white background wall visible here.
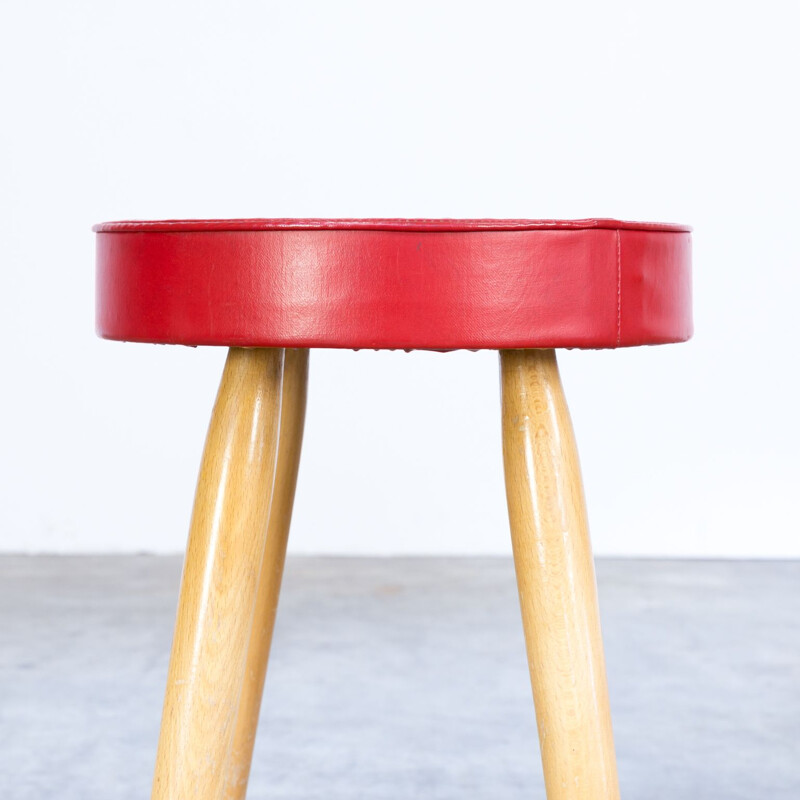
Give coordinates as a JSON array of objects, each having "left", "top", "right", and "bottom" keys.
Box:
[{"left": 1, "top": 0, "right": 797, "bottom": 556}]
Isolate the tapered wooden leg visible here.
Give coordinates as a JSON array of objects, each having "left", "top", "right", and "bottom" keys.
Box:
[
  {"left": 223, "top": 349, "right": 309, "bottom": 799},
  {"left": 152, "top": 348, "right": 285, "bottom": 800},
  {"left": 500, "top": 349, "right": 620, "bottom": 800}
]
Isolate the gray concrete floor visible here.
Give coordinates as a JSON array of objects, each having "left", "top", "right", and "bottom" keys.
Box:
[{"left": 0, "top": 557, "right": 798, "bottom": 799}]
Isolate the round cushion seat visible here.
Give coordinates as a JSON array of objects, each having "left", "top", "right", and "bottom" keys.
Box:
[{"left": 94, "top": 218, "right": 692, "bottom": 350}]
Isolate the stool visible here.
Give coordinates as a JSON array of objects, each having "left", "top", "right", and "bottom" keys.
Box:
[{"left": 94, "top": 218, "right": 692, "bottom": 800}]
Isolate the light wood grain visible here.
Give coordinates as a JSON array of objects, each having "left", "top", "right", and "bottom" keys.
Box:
[
  {"left": 223, "top": 349, "right": 309, "bottom": 800},
  {"left": 151, "top": 347, "right": 285, "bottom": 800},
  {"left": 500, "top": 349, "right": 620, "bottom": 800}
]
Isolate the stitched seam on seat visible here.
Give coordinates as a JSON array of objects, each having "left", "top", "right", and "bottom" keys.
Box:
[
  {"left": 616, "top": 229, "right": 622, "bottom": 345},
  {"left": 92, "top": 219, "right": 693, "bottom": 234}
]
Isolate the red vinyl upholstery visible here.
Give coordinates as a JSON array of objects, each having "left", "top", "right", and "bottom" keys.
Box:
[{"left": 94, "top": 218, "right": 692, "bottom": 350}]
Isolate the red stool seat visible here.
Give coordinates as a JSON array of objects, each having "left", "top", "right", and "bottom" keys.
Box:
[{"left": 94, "top": 218, "right": 692, "bottom": 350}]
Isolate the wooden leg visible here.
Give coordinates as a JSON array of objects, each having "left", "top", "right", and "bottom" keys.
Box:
[
  {"left": 223, "top": 349, "right": 309, "bottom": 799},
  {"left": 152, "top": 348, "right": 285, "bottom": 800},
  {"left": 500, "top": 349, "right": 620, "bottom": 800}
]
